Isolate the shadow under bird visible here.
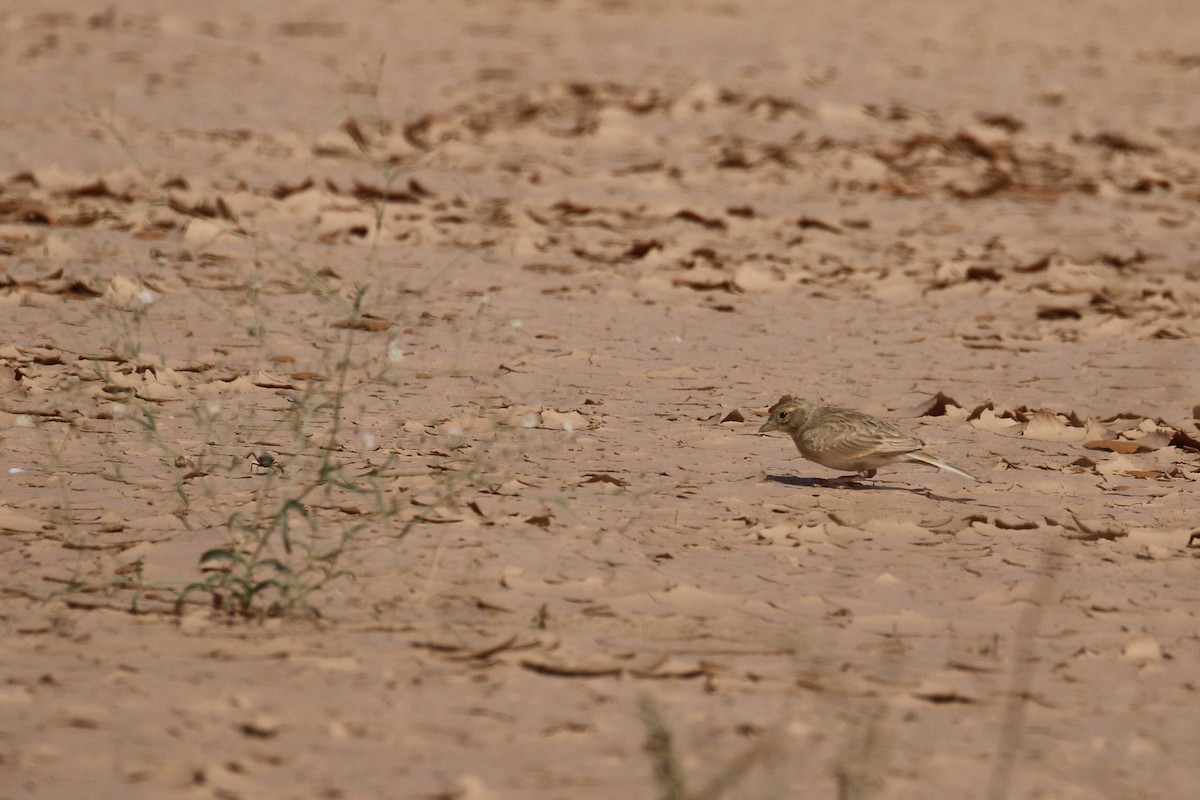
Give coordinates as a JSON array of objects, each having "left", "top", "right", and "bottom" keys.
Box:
[{"left": 759, "top": 395, "right": 981, "bottom": 483}]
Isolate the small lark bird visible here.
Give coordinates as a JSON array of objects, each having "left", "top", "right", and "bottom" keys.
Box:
[{"left": 759, "top": 395, "right": 980, "bottom": 483}]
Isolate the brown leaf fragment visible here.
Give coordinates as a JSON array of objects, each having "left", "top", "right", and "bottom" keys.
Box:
[
  {"left": 671, "top": 270, "right": 735, "bottom": 292},
  {"left": 0, "top": 198, "right": 53, "bottom": 225},
  {"left": 965, "top": 265, "right": 1003, "bottom": 282},
  {"left": 1064, "top": 410, "right": 1087, "bottom": 427},
  {"left": 342, "top": 117, "right": 369, "bottom": 151},
  {"left": 673, "top": 209, "right": 727, "bottom": 230},
  {"left": 976, "top": 112, "right": 1025, "bottom": 133},
  {"left": 624, "top": 239, "right": 663, "bottom": 260},
  {"left": 525, "top": 514, "right": 553, "bottom": 528},
  {"left": 167, "top": 195, "right": 237, "bottom": 222},
  {"left": 271, "top": 178, "right": 314, "bottom": 199},
  {"left": 1062, "top": 514, "right": 1128, "bottom": 541},
  {"left": 1120, "top": 470, "right": 1165, "bottom": 480},
  {"left": 523, "top": 262, "right": 577, "bottom": 275},
  {"left": 1097, "top": 249, "right": 1151, "bottom": 269},
  {"left": 239, "top": 716, "right": 281, "bottom": 739},
  {"left": 406, "top": 178, "right": 433, "bottom": 198},
  {"left": 519, "top": 657, "right": 622, "bottom": 678},
  {"left": 1087, "top": 132, "right": 1157, "bottom": 154},
  {"left": 1128, "top": 176, "right": 1170, "bottom": 192},
  {"left": 1037, "top": 305, "right": 1082, "bottom": 320},
  {"left": 1084, "top": 439, "right": 1153, "bottom": 454},
  {"left": 966, "top": 401, "right": 993, "bottom": 421},
  {"left": 1172, "top": 427, "right": 1200, "bottom": 452},
  {"left": 913, "top": 689, "right": 975, "bottom": 705},
  {"left": 1098, "top": 411, "right": 1147, "bottom": 427},
  {"left": 720, "top": 409, "right": 745, "bottom": 423},
  {"left": 582, "top": 473, "right": 629, "bottom": 488},
  {"left": 993, "top": 516, "right": 1037, "bottom": 530},
  {"left": 1015, "top": 254, "right": 1052, "bottom": 273},
  {"left": 910, "top": 391, "right": 962, "bottom": 417},
  {"left": 947, "top": 660, "right": 1002, "bottom": 674},
  {"left": 402, "top": 115, "right": 435, "bottom": 149},
  {"left": 796, "top": 216, "right": 842, "bottom": 233},
  {"left": 250, "top": 371, "right": 295, "bottom": 389},
  {"left": 1023, "top": 410, "right": 1084, "bottom": 442},
  {"left": 412, "top": 638, "right": 531, "bottom": 660},
  {"left": 64, "top": 179, "right": 123, "bottom": 200},
  {"left": 629, "top": 660, "right": 709, "bottom": 680},
  {"left": 331, "top": 317, "right": 391, "bottom": 332},
  {"left": 1151, "top": 327, "right": 1187, "bottom": 340},
  {"left": 474, "top": 596, "right": 513, "bottom": 613},
  {"left": 351, "top": 180, "right": 422, "bottom": 203},
  {"left": 443, "top": 635, "right": 532, "bottom": 661}
]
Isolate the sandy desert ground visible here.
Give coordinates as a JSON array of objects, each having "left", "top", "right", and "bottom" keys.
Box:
[{"left": 2, "top": 1, "right": 1200, "bottom": 798}]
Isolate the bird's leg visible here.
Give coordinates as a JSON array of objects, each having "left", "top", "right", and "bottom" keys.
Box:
[{"left": 817, "top": 472, "right": 871, "bottom": 487}]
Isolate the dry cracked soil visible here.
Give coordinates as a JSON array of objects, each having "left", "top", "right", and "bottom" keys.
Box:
[{"left": 2, "top": 2, "right": 1200, "bottom": 799}]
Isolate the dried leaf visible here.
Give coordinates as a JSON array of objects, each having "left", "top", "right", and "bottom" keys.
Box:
[
  {"left": 970, "top": 408, "right": 1019, "bottom": 432},
  {"left": 272, "top": 178, "right": 315, "bottom": 199},
  {"left": 581, "top": 473, "right": 629, "bottom": 488},
  {"left": 628, "top": 659, "right": 709, "bottom": 679},
  {"left": 520, "top": 657, "right": 622, "bottom": 678},
  {"left": 964, "top": 265, "right": 1003, "bottom": 282},
  {"left": 1061, "top": 514, "right": 1128, "bottom": 541},
  {"left": 796, "top": 216, "right": 842, "bottom": 233},
  {"left": 251, "top": 370, "right": 296, "bottom": 390},
  {"left": 1083, "top": 439, "right": 1153, "bottom": 454},
  {"left": 671, "top": 268, "right": 734, "bottom": 292},
  {"left": 1023, "top": 410, "right": 1084, "bottom": 442},
  {"left": 993, "top": 516, "right": 1037, "bottom": 530},
  {"left": 331, "top": 317, "right": 391, "bottom": 332},
  {"left": 1037, "top": 305, "right": 1082, "bottom": 320},
  {"left": 910, "top": 391, "right": 962, "bottom": 417},
  {"left": 441, "top": 633, "right": 530, "bottom": 662},
  {"left": 673, "top": 209, "right": 727, "bottom": 230},
  {"left": 1121, "top": 470, "right": 1165, "bottom": 479},
  {"left": 1171, "top": 427, "right": 1200, "bottom": 452}
]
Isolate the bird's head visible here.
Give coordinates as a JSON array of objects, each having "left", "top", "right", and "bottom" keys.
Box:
[{"left": 759, "top": 395, "right": 812, "bottom": 433}]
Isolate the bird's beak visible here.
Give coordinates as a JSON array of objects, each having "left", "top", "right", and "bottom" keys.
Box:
[{"left": 758, "top": 419, "right": 777, "bottom": 434}]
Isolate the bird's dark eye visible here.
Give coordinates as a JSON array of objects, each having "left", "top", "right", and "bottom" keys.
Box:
[{"left": 777, "top": 411, "right": 790, "bottom": 423}]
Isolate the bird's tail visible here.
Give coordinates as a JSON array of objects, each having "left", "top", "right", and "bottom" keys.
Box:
[{"left": 906, "top": 452, "right": 982, "bottom": 482}]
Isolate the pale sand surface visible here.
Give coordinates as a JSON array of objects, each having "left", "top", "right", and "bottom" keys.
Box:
[{"left": 2, "top": 2, "right": 1199, "bottom": 798}]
